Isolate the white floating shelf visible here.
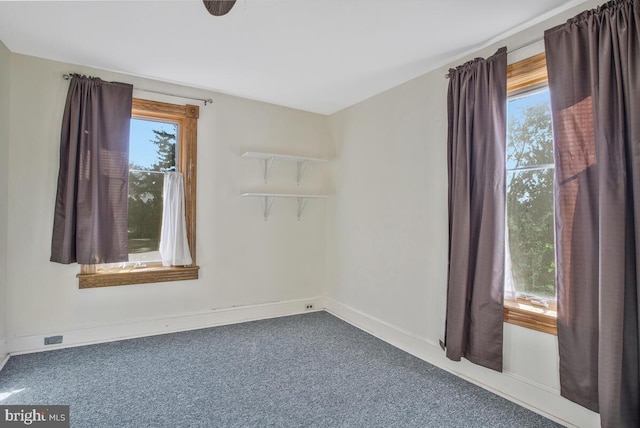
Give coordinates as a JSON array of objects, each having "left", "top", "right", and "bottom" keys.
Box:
[
  {"left": 242, "top": 193, "right": 327, "bottom": 221},
  {"left": 241, "top": 152, "right": 327, "bottom": 163},
  {"left": 241, "top": 152, "right": 327, "bottom": 185}
]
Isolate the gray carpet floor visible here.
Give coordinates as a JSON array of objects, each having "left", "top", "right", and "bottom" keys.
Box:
[{"left": 0, "top": 312, "right": 561, "bottom": 427}]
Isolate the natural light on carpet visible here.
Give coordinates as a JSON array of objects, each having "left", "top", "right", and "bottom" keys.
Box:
[{"left": 0, "top": 388, "right": 25, "bottom": 402}]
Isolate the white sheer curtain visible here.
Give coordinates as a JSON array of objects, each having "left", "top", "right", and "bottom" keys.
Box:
[
  {"left": 504, "top": 228, "right": 517, "bottom": 301},
  {"left": 159, "top": 172, "right": 192, "bottom": 266}
]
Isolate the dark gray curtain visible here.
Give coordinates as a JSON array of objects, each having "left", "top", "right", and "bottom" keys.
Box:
[
  {"left": 50, "top": 75, "right": 133, "bottom": 265},
  {"left": 544, "top": 0, "right": 639, "bottom": 426},
  {"left": 443, "top": 47, "right": 507, "bottom": 372}
]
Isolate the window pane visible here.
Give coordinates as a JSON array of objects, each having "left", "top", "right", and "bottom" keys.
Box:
[
  {"left": 507, "top": 88, "right": 553, "bottom": 169},
  {"left": 128, "top": 118, "right": 178, "bottom": 262},
  {"left": 506, "top": 168, "right": 555, "bottom": 299},
  {"left": 128, "top": 171, "right": 165, "bottom": 261},
  {"left": 130, "top": 118, "right": 178, "bottom": 172}
]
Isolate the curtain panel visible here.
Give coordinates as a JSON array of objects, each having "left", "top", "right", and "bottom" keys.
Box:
[
  {"left": 443, "top": 47, "right": 507, "bottom": 372},
  {"left": 544, "top": 0, "right": 639, "bottom": 426},
  {"left": 159, "top": 172, "right": 192, "bottom": 267},
  {"left": 50, "top": 75, "right": 133, "bottom": 265}
]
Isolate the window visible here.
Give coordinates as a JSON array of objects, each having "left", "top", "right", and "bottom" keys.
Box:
[
  {"left": 78, "top": 98, "right": 199, "bottom": 288},
  {"left": 125, "top": 117, "right": 177, "bottom": 263},
  {"left": 503, "top": 53, "right": 557, "bottom": 335}
]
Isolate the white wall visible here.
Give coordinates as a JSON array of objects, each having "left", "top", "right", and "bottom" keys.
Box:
[
  {"left": 5, "top": 53, "right": 329, "bottom": 351},
  {"left": 325, "top": 1, "right": 602, "bottom": 427},
  {"left": 0, "top": 40, "right": 10, "bottom": 364}
]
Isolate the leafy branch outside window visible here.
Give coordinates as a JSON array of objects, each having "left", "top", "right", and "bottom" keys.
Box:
[{"left": 506, "top": 89, "right": 556, "bottom": 301}]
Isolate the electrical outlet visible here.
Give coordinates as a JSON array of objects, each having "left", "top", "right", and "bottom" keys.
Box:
[
  {"left": 44, "top": 335, "right": 63, "bottom": 345},
  {"left": 305, "top": 304, "right": 314, "bottom": 310}
]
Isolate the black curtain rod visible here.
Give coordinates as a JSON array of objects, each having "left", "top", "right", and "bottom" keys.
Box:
[
  {"left": 507, "top": 36, "right": 544, "bottom": 55},
  {"left": 445, "top": 36, "right": 545, "bottom": 79},
  {"left": 62, "top": 73, "right": 213, "bottom": 106}
]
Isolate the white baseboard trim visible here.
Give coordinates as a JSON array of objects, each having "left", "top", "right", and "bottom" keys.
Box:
[
  {"left": 7, "top": 297, "right": 325, "bottom": 356},
  {"left": 324, "top": 297, "right": 599, "bottom": 428}
]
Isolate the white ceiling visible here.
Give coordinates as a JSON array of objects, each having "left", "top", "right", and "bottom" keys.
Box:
[{"left": 0, "top": 0, "right": 585, "bottom": 115}]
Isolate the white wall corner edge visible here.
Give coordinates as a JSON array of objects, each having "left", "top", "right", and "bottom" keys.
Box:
[
  {"left": 6, "top": 296, "right": 326, "bottom": 357},
  {"left": 323, "top": 297, "right": 600, "bottom": 428},
  {"left": 0, "top": 337, "right": 9, "bottom": 372}
]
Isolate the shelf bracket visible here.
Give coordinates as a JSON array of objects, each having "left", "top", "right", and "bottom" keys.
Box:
[
  {"left": 296, "top": 197, "right": 309, "bottom": 221},
  {"left": 262, "top": 157, "right": 275, "bottom": 184},
  {"left": 260, "top": 196, "right": 275, "bottom": 221},
  {"left": 242, "top": 193, "right": 326, "bottom": 221},
  {"left": 296, "top": 160, "right": 309, "bottom": 186}
]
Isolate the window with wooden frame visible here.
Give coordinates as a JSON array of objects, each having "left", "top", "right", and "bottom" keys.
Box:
[
  {"left": 503, "top": 52, "right": 557, "bottom": 335},
  {"left": 78, "top": 98, "right": 199, "bottom": 288}
]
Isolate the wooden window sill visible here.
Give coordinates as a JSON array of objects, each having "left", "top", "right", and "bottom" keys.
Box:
[
  {"left": 504, "top": 299, "right": 557, "bottom": 335},
  {"left": 78, "top": 265, "right": 199, "bottom": 289}
]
